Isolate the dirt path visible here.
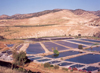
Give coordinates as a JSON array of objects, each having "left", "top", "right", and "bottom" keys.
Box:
[
  {"left": 20, "top": 43, "right": 29, "bottom": 52},
  {"left": 39, "top": 42, "right": 50, "bottom": 53}
]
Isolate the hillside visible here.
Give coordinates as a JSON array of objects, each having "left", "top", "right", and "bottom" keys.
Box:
[
  {"left": 0, "top": 9, "right": 100, "bottom": 39},
  {"left": 0, "top": 9, "right": 62, "bottom": 19}
]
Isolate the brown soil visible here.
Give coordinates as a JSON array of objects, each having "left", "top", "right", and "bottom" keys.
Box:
[{"left": 24, "top": 62, "right": 86, "bottom": 73}]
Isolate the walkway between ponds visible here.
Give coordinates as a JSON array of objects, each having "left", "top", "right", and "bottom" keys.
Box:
[
  {"left": 20, "top": 43, "right": 29, "bottom": 52},
  {"left": 65, "top": 40, "right": 91, "bottom": 47},
  {"left": 39, "top": 42, "right": 50, "bottom": 53},
  {"left": 51, "top": 40, "right": 75, "bottom": 50}
]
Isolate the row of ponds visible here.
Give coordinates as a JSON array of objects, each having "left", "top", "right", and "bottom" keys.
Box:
[
  {"left": 4, "top": 38, "right": 100, "bottom": 72},
  {"left": 27, "top": 55, "right": 100, "bottom": 72},
  {"left": 26, "top": 38, "right": 100, "bottom": 72}
]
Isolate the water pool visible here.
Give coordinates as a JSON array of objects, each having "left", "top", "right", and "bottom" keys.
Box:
[
  {"left": 27, "top": 56, "right": 35, "bottom": 58},
  {"left": 16, "top": 45, "right": 23, "bottom": 50},
  {"left": 29, "top": 57, "right": 42, "bottom": 61},
  {"left": 66, "top": 54, "right": 100, "bottom": 64},
  {"left": 70, "top": 64, "right": 84, "bottom": 68},
  {"left": 80, "top": 39, "right": 100, "bottom": 43},
  {"left": 45, "top": 51, "right": 83, "bottom": 58},
  {"left": 55, "top": 41, "right": 86, "bottom": 48},
  {"left": 7, "top": 44, "right": 14, "bottom": 47},
  {"left": 48, "top": 60, "right": 61, "bottom": 64},
  {"left": 37, "top": 59, "right": 51, "bottom": 62},
  {"left": 83, "top": 66, "right": 99, "bottom": 71},
  {"left": 43, "top": 42, "right": 69, "bottom": 51},
  {"left": 58, "top": 62, "right": 73, "bottom": 66},
  {"left": 68, "top": 40, "right": 93, "bottom": 45},
  {"left": 86, "top": 46, "right": 100, "bottom": 51},
  {"left": 26, "top": 43, "right": 45, "bottom": 54}
]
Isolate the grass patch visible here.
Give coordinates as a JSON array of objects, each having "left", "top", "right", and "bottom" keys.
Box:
[{"left": 13, "top": 24, "right": 56, "bottom": 27}]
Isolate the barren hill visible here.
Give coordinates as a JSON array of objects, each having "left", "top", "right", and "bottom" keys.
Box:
[
  {"left": 0, "top": 9, "right": 100, "bottom": 39},
  {"left": 0, "top": 9, "right": 62, "bottom": 19}
]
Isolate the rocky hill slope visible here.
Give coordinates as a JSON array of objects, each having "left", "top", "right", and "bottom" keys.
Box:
[{"left": 0, "top": 9, "right": 100, "bottom": 39}]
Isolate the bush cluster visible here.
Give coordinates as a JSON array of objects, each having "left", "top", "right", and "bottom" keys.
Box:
[
  {"left": 62, "top": 68, "right": 68, "bottom": 71},
  {"left": 54, "top": 65, "right": 59, "bottom": 69},
  {"left": 44, "top": 63, "right": 50, "bottom": 68},
  {"left": 78, "top": 45, "right": 83, "bottom": 49}
]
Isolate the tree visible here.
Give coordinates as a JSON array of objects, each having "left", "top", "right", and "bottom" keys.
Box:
[
  {"left": 53, "top": 47, "right": 59, "bottom": 57},
  {"left": 54, "top": 49, "right": 59, "bottom": 55},
  {"left": 12, "top": 51, "right": 27, "bottom": 66},
  {"left": 51, "top": 47, "right": 59, "bottom": 57}
]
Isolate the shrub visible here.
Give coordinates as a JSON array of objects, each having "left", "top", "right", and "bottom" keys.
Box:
[
  {"left": 12, "top": 51, "right": 28, "bottom": 66},
  {"left": 78, "top": 45, "right": 83, "bottom": 49},
  {"left": 54, "top": 49, "right": 59, "bottom": 55},
  {"left": 54, "top": 65, "right": 59, "bottom": 69},
  {"left": 70, "top": 69, "right": 73, "bottom": 72},
  {"left": 50, "top": 65, "right": 54, "bottom": 67},
  {"left": 96, "top": 45, "right": 99, "bottom": 47},
  {"left": 62, "top": 68, "right": 68, "bottom": 71},
  {"left": 53, "top": 49, "right": 59, "bottom": 57},
  {"left": 44, "top": 63, "right": 50, "bottom": 68},
  {"left": 60, "top": 57, "right": 63, "bottom": 60},
  {"left": 27, "top": 70, "right": 33, "bottom": 73},
  {"left": 18, "top": 68, "right": 23, "bottom": 72}
]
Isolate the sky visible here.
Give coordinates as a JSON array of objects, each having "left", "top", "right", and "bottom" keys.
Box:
[{"left": 0, "top": 0, "right": 100, "bottom": 16}]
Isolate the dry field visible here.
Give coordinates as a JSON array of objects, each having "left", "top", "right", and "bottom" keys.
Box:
[{"left": 0, "top": 66, "right": 24, "bottom": 73}]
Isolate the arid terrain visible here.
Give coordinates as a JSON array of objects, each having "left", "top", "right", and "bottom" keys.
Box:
[{"left": 0, "top": 9, "right": 100, "bottom": 39}]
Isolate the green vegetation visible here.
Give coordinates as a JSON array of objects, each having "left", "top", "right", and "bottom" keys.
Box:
[
  {"left": 60, "top": 57, "right": 63, "bottom": 60},
  {"left": 78, "top": 45, "right": 83, "bottom": 49},
  {"left": 93, "top": 43, "right": 99, "bottom": 45},
  {"left": 14, "top": 24, "right": 56, "bottom": 27},
  {"left": 62, "top": 68, "right": 68, "bottom": 71},
  {"left": 54, "top": 49, "right": 59, "bottom": 55},
  {"left": 50, "top": 65, "right": 54, "bottom": 67},
  {"left": 44, "top": 63, "right": 51, "bottom": 68},
  {"left": 53, "top": 50, "right": 59, "bottom": 57},
  {"left": 51, "top": 47, "right": 59, "bottom": 57},
  {"left": 44, "top": 63, "right": 59, "bottom": 69},
  {"left": 12, "top": 51, "right": 28, "bottom": 66}
]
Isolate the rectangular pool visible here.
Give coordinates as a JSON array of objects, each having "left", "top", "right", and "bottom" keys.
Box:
[
  {"left": 86, "top": 46, "right": 100, "bottom": 51},
  {"left": 27, "top": 56, "right": 35, "bottom": 58},
  {"left": 55, "top": 41, "right": 86, "bottom": 48},
  {"left": 83, "top": 66, "right": 99, "bottom": 71},
  {"left": 48, "top": 60, "right": 61, "bottom": 64},
  {"left": 70, "top": 64, "right": 84, "bottom": 68},
  {"left": 57, "top": 62, "right": 73, "bottom": 66},
  {"left": 26, "top": 43, "right": 45, "bottom": 54},
  {"left": 43, "top": 42, "right": 69, "bottom": 51},
  {"left": 80, "top": 39, "right": 100, "bottom": 43},
  {"left": 7, "top": 44, "right": 14, "bottom": 47},
  {"left": 29, "top": 57, "right": 42, "bottom": 61},
  {"left": 37, "top": 59, "right": 51, "bottom": 62},
  {"left": 68, "top": 40, "right": 93, "bottom": 45},
  {"left": 45, "top": 50, "right": 83, "bottom": 58},
  {"left": 66, "top": 54, "right": 100, "bottom": 64}
]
